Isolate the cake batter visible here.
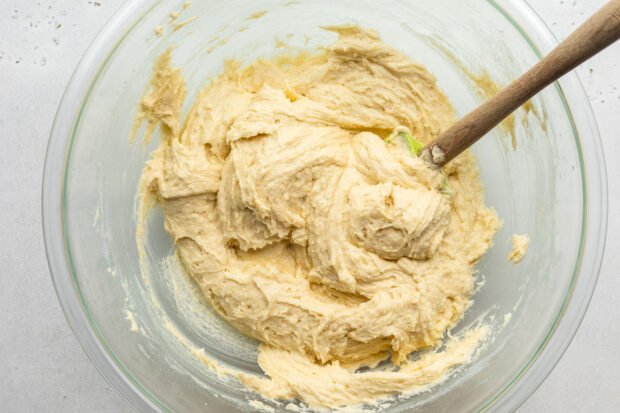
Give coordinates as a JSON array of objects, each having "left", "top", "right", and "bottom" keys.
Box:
[{"left": 137, "top": 26, "right": 500, "bottom": 408}]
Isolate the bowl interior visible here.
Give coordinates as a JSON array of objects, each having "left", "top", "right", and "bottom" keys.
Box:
[{"left": 61, "top": 0, "right": 586, "bottom": 411}]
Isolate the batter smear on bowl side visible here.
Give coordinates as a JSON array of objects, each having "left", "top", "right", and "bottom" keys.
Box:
[{"left": 137, "top": 26, "right": 500, "bottom": 408}]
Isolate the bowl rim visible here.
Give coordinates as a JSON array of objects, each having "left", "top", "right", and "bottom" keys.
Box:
[{"left": 41, "top": 0, "right": 608, "bottom": 412}]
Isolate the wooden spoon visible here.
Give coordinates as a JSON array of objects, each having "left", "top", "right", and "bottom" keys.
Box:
[{"left": 420, "top": 0, "right": 620, "bottom": 168}]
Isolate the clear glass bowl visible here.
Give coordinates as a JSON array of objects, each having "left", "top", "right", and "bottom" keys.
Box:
[{"left": 42, "top": 0, "right": 608, "bottom": 411}]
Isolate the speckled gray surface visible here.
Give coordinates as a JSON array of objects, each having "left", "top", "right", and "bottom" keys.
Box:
[{"left": 0, "top": 0, "right": 618, "bottom": 411}]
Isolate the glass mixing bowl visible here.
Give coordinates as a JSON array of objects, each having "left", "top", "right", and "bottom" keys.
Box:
[{"left": 42, "top": 0, "right": 608, "bottom": 411}]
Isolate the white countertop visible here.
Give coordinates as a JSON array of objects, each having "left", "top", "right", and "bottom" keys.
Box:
[{"left": 1, "top": 0, "right": 618, "bottom": 411}]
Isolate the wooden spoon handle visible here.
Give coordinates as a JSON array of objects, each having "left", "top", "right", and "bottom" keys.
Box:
[{"left": 421, "top": 0, "right": 620, "bottom": 168}]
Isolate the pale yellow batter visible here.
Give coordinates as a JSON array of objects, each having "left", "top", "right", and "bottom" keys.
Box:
[
  {"left": 137, "top": 26, "right": 500, "bottom": 408},
  {"left": 508, "top": 234, "right": 530, "bottom": 264}
]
